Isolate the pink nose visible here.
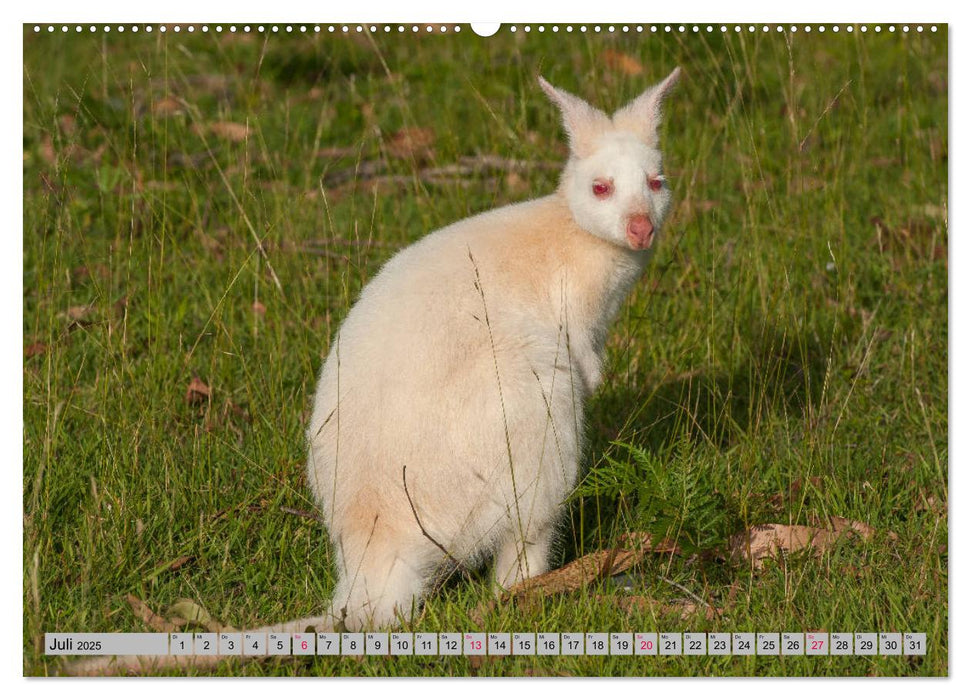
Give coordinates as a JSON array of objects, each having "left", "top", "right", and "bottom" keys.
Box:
[{"left": 626, "top": 214, "right": 655, "bottom": 250}]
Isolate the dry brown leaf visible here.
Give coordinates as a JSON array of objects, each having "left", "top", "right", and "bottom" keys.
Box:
[
  {"left": 167, "top": 555, "right": 194, "bottom": 572},
  {"left": 58, "top": 114, "right": 77, "bottom": 136},
  {"left": 39, "top": 134, "right": 83, "bottom": 165},
  {"left": 126, "top": 594, "right": 177, "bottom": 632},
  {"left": 153, "top": 96, "right": 184, "bottom": 117},
  {"left": 63, "top": 304, "right": 96, "bottom": 329},
  {"left": 504, "top": 171, "right": 527, "bottom": 194},
  {"left": 25, "top": 342, "right": 47, "bottom": 359},
  {"left": 387, "top": 127, "right": 435, "bottom": 160},
  {"left": 731, "top": 517, "right": 889, "bottom": 570},
  {"left": 730, "top": 524, "right": 837, "bottom": 570},
  {"left": 39, "top": 135, "right": 57, "bottom": 165},
  {"left": 602, "top": 49, "right": 644, "bottom": 76},
  {"left": 66, "top": 305, "right": 93, "bottom": 322},
  {"left": 824, "top": 516, "right": 876, "bottom": 538},
  {"left": 507, "top": 543, "right": 646, "bottom": 598},
  {"left": 470, "top": 533, "right": 674, "bottom": 625},
  {"left": 185, "top": 376, "right": 211, "bottom": 405},
  {"left": 206, "top": 121, "right": 250, "bottom": 142},
  {"left": 916, "top": 494, "right": 945, "bottom": 514},
  {"left": 470, "top": 536, "right": 650, "bottom": 626},
  {"left": 167, "top": 599, "right": 235, "bottom": 632}
]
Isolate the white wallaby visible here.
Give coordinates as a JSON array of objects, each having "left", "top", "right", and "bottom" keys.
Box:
[
  {"left": 68, "top": 68, "right": 680, "bottom": 674},
  {"left": 308, "top": 67, "right": 681, "bottom": 632}
]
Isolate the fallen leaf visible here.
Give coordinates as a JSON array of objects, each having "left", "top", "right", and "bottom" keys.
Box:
[
  {"left": 504, "top": 171, "right": 527, "bottom": 194},
  {"left": 730, "top": 517, "right": 890, "bottom": 570},
  {"left": 126, "top": 594, "right": 177, "bottom": 632},
  {"left": 508, "top": 538, "right": 651, "bottom": 597},
  {"left": 822, "top": 516, "right": 876, "bottom": 538},
  {"left": 205, "top": 121, "right": 250, "bottom": 142},
  {"left": 58, "top": 114, "right": 77, "bottom": 136},
  {"left": 185, "top": 376, "right": 211, "bottom": 405},
  {"left": 602, "top": 49, "right": 644, "bottom": 76},
  {"left": 916, "top": 493, "right": 944, "bottom": 514},
  {"left": 153, "top": 96, "right": 184, "bottom": 117},
  {"left": 39, "top": 135, "right": 57, "bottom": 165},
  {"left": 25, "top": 342, "right": 47, "bottom": 359},
  {"left": 167, "top": 598, "right": 236, "bottom": 632},
  {"left": 65, "top": 305, "right": 93, "bottom": 322},
  {"left": 730, "top": 524, "right": 836, "bottom": 570},
  {"left": 470, "top": 533, "right": 674, "bottom": 625},
  {"left": 167, "top": 555, "right": 194, "bottom": 572},
  {"left": 387, "top": 127, "right": 435, "bottom": 161}
]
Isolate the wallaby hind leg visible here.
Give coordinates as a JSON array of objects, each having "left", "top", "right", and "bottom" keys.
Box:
[
  {"left": 329, "top": 530, "right": 443, "bottom": 631},
  {"left": 494, "top": 523, "right": 555, "bottom": 590}
]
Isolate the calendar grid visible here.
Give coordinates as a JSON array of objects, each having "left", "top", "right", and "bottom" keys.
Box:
[{"left": 45, "top": 631, "right": 927, "bottom": 657}]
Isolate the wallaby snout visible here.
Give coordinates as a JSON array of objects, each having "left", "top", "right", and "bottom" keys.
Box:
[{"left": 626, "top": 213, "right": 655, "bottom": 250}]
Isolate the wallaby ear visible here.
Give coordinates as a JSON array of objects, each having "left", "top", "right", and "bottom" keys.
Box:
[
  {"left": 538, "top": 76, "right": 612, "bottom": 158},
  {"left": 611, "top": 67, "right": 682, "bottom": 147}
]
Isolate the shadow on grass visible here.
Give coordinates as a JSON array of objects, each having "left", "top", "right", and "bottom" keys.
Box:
[{"left": 561, "top": 319, "right": 832, "bottom": 563}]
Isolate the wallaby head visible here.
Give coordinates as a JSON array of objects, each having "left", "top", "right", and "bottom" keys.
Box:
[{"left": 539, "top": 68, "right": 681, "bottom": 251}]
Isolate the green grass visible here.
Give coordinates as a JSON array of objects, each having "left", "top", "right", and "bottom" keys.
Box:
[{"left": 22, "top": 25, "right": 947, "bottom": 676}]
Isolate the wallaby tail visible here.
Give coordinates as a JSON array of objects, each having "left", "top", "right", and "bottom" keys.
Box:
[{"left": 63, "top": 615, "right": 333, "bottom": 676}]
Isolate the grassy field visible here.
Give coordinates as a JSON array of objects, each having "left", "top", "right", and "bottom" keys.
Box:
[{"left": 22, "top": 24, "right": 947, "bottom": 676}]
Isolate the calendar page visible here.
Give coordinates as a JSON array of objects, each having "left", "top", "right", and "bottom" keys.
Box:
[{"left": 22, "top": 12, "right": 947, "bottom": 679}]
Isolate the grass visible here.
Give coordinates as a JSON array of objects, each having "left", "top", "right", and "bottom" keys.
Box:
[{"left": 22, "top": 25, "right": 947, "bottom": 676}]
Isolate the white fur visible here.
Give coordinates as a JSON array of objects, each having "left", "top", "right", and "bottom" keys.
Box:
[{"left": 307, "top": 69, "right": 681, "bottom": 631}]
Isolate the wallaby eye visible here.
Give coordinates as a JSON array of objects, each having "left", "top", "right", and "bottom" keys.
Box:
[
  {"left": 592, "top": 178, "right": 614, "bottom": 199},
  {"left": 648, "top": 176, "right": 664, "bottom": 192}
]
